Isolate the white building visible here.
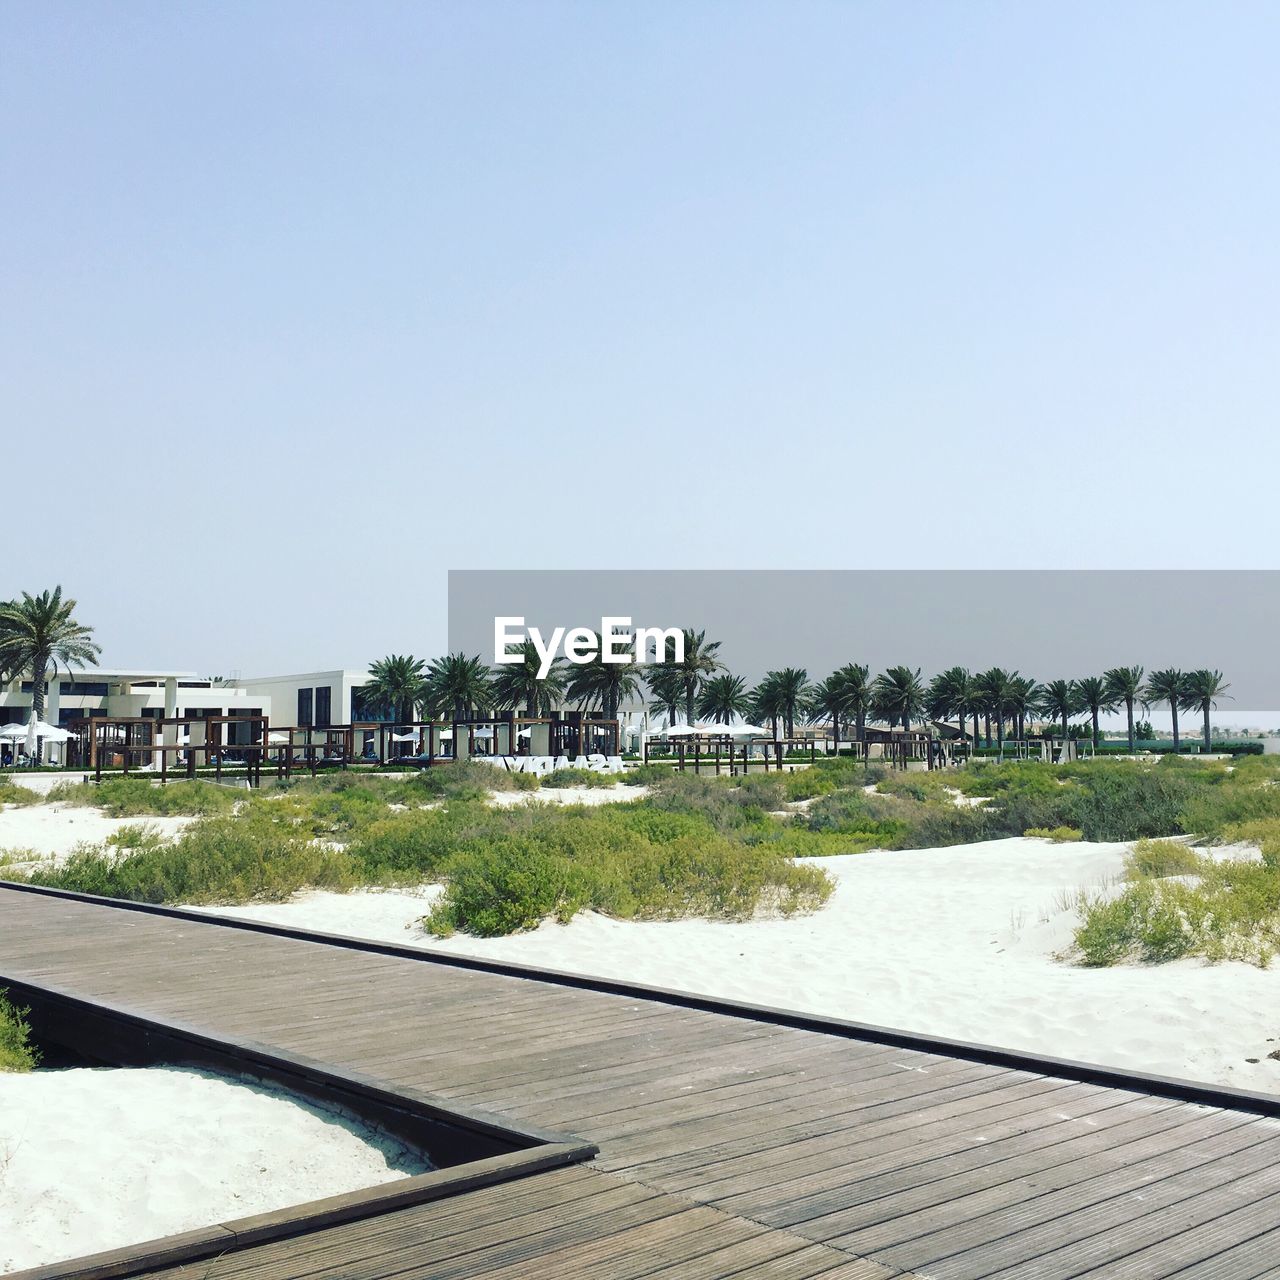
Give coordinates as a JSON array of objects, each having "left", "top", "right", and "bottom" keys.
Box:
[{"left": 0, "top": 667, "right": 374, "bottom": 736}]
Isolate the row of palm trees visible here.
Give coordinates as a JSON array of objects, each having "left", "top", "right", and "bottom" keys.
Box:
[
  {"left": 0, "top": 594, "right": 1234, "bottom": 757},
  {"left": 363, "top": 631, "right": 1233, "bottom": 754}
]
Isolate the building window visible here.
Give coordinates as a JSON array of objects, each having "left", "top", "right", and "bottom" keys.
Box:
[
  {"left": 315, "top": 686, "right": 332, "bottom": 728},
  {"left": 59, "top": 681, "right": 109, "bottom": 697},
  {"left": 297, "top": 688, "right": 314, "bottom": 727}
]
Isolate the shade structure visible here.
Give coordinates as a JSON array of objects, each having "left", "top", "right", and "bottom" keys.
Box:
[
  {"left": 267, "top": 732, "right": 290, "bottom": 745},
  {"left": 724, "top": 723, "right": 769, "bottom": 736},
  {"left": 389, "top": 732, "right": 417, "bottom": 743},
  {"left": 667, "top": 723, "right": 740, "bottom": 737},
  {"left": 0, "top": 723, "right": 28, "bottom": 740}
]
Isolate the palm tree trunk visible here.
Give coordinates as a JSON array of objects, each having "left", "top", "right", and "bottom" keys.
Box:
[
  {"left": 1091, "top": 709, "right": 1100, "bottom": 749},
  {"left": 30, "top": 657, "right": 47, "bottom": 722},
  {"left": 1170, "top": 700, "right": 1180, "bottom": 752},
  {"left": 1203, "top": 703, "right": 1211, "bottom": 752},
  {"left": 685, "top": 685, "right": 696, "bottom": 727},
  {"left": 1061, "top": 710, "right": 1068, "bottom": 739},
  {"left": 1126, "top": 699, "right": 1135, "bottom": 752},
  {"left": 972, "top": 711, "right": 980, "bottom": 745},
  {"left": 983, "top": 713, "right": 991, "bottom": 746}
]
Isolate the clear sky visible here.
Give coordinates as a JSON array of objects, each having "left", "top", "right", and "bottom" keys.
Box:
[{"left": 5, "top": 2, "right": 1279, "bottom": 673}]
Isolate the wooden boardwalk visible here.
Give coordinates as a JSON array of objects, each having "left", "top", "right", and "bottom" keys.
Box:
[{"left": 3, "top": 885, "right": 1280, "bottom": 1280}]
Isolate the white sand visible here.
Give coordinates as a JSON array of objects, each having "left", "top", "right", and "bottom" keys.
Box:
[
  {"left": 0, "top": 804, "right": 191, "bottom": 868},
  {"left": 0, "top": 772, "right": 88, "bottom": 798},
  {"left": 0, "top": 1065, "right": 420, "bottom": 1275},
  {"left": 199, "top": 838, "right": 1280, "bottom": 1095},
  {"left": 487, "top": 784, "right": 648, "bottom": 807}
]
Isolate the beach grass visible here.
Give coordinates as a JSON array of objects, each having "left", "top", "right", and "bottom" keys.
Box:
[
  {"left": 0, "top": 779, "right": 40, "bottom": 807},
  {"left": 13, "top": 753, "right": 1280, "bottom": 941}
]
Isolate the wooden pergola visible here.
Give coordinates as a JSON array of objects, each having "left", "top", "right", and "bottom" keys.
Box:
[
  {"left": 643, "top": 734, "right": 817, "bottom": 776},
  {"left": 75, "top": 715, "right": 270, "bottom": 786}
]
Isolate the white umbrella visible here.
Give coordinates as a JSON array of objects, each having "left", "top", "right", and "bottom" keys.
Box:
[
  {"left": 724, "top": 723, "right": 769, "bottom": 736},
  {"left": 516, "top": 728, "right": 532, "bottom": 739},
  {"left": 267, "top": 731, "right": 290, "bottom": 745},
  {"left": 472, "top": 727, "right": 494, "bottom": 739},
  {"left": 0, "top": 724, "right": 27, "bottom": 740},
  {"left": 665, "top": 724, "right": 700, "bottom": 737},
  {"left": 389, "top": 732, "right": 417, "bottom": 743}
]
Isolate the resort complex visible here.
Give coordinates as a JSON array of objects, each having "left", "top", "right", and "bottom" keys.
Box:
[
  {"left": 4, "top": 585, "right": 1280, "bottom": 1276},
  {"left": 8, "top": 1, "right": 1278, "bottom": 1273}
]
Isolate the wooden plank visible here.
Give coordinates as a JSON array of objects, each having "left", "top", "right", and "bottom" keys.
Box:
[{"left": 5, "top": 886, "right": 1280, "bottom": 1280}]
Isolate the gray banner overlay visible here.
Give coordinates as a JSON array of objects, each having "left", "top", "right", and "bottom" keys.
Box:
[{"left": 448, "top": 570, "right": 1280, "bottom": 707}]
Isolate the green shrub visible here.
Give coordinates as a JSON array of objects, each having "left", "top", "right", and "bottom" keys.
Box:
[
  {"left": 22, "top": 808, "right": 355, "bottom": 904},
  {"left": 58, "top": 776, "right": 239, "bottom": 817},
  {"left": 423, "top": 809, "right": 834, "bottom": 937},
  {"left": 1068, "top": 765, "right": 1205, "bottom": 841},
  {"left": 782, "top": 770, "right": 839, "bottom": 802},
  {"left": 746, "top": 826, "right": 882, "bottom": 857},
  {"left": 1073, "top": 855, "right": 1280, "bottom": 968},
  {"left": 0, "top": 991, "right": 38, "bottom": 1071},
  {"left": 903, "top": 801, "right": 998, "bottom": 848},
  {"left": 645, "top": 773, "right": 782, "bottom": 833},
  {"left": 1024, "top": 826, "right": 1083, "bottom": 842},
  {"left": 1125, "top": 838, "right": 1202, "bottom": 879},
  {"left": 344, "top": 809, "right": 461, "bottom": 882},
  {"left": 620, "top": 763, "right": 671, "bottom": 786},
  {"left": 0, "top": 779, "right": 38, "bottom": 807},
  {"left": 409, "top": 760, "right": 529, "bottom": 800},
  {"left": 424, "top": 839, "right": 590, "bottom": 937}
]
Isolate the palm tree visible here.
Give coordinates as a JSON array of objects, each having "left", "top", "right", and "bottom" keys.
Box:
[
  {"left": 490, "top": 641, "right": 567, "bottom": 718},
  {"left": 754, "top": 667, "right": 810, "bottom": 738},
  {"left": 361, "top": 654, "right": 427, "bottom": 724},
  {"left": 1074, "top": 675, "right": 1114, "bottom": 750},
  {"left": 674, "top": 628, "right": 724, "bottom": 726},
  {"left": 1039, "top": 679, "right": 1081, "bottom": 739},
  {"left": 698, "top": 673, "right": 750, "bottom": 725},
  {"left": 973, "top": 667, "right": 1013, "bottom": 747},
  {"left": 871, "top": 665, "right": 926, "bottom": 733},
  {"left": 1004, "top": 674, "right": 1040, "bottom": 743},
  {"left": 565, "top": 642, "right": 642, "bottom": 720},
  {"left": 1184, "top": 669, "right": 1231, "bottom": 752},
  {"left": 750, "top": 673, "right": 787, "bottom": 739},
  {"left": 926, "top": 666, "right": 974, "bottom": 737},
  {"left": 1144, "top": 668, "right": 1191, "bottom": 753},
  {"left": 808, "top": 671, "right": 858, "bottom": 752},
  {"left": 1103, "top": 665, "right": 1145, "bottom": 752},
  {"left": 0, "top": 587, "right": 101, "bottom": 723},
  {"left": 645, "top": 664, "right": 684, "bottom": 728},
  {"left": 832, "top": 662, "right": 873, "bottom": 741},
  {"left": 422, "top": 652, "right": 492, "bottom": 720}
]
